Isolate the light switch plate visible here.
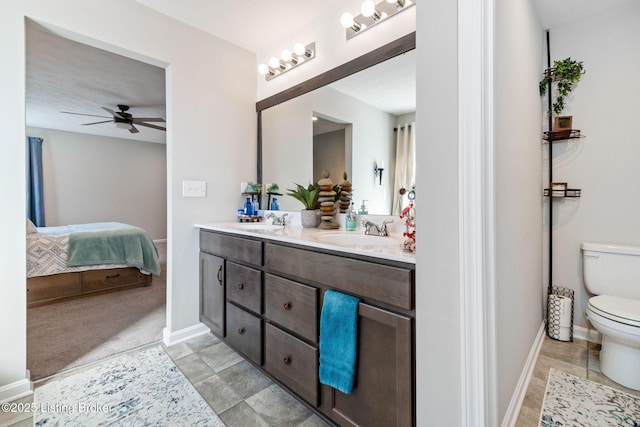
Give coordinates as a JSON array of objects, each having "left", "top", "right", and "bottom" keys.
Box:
[{"left": 182, "top": 180, "right": 206, "bottom": 198}]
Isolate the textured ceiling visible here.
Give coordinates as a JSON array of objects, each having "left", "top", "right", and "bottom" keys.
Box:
[{"left": 26, "top": 20, "right": 166, "bottom": 144}]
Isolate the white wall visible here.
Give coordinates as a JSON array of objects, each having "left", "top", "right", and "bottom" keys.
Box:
[
  {"left": 542, "top": 2, "right": 640, "bottom": 329},
  {"left": 262, "top": 86, "right": 395, "bottom": 213},
  {"left": 0, "top": 0, "right": 255, "bottom": 400},
  {"left": 495, "top": 0, "right": 544, "bottom": 421},
  {"left": 416, "top": 0, "right": 463, "bottom": 424},
  {"left": 27, "top": 127, "right": 167, "bottom": 240}
]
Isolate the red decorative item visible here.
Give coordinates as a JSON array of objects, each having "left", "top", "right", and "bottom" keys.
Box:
[{"left": 400, "top": 202, "right": 416, "bottom": 253}]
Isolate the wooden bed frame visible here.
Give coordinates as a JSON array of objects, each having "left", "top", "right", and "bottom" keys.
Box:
[{"left": 27, "top": 267, "right": 152, "bottom": 307}]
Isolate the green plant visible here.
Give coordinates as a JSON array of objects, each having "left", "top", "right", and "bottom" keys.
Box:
[
  {"left": 539, "top": 57, "right": 585, "bottom": 117},
  {"left": 287, "top": 183, "right": 320, "bottom": 210}
]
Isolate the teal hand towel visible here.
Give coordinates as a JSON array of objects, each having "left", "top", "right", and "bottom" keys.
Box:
[{"left": 319, "top": 289, "right": 360, "bottom": 394}]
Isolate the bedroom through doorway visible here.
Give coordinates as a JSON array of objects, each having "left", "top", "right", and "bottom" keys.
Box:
[{"left": 24, "top": 18, "right": 169, "bottom": 381}]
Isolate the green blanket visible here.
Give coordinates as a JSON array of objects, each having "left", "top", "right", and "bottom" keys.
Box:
[{"left": 67, "top": 222, "right": 160, "bottom": 275}]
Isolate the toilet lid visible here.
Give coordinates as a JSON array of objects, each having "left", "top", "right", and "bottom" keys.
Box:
[{"left": 589, "top": 295, "right": 640, "bottom": 327}]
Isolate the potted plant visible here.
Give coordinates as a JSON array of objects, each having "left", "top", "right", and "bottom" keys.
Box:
[
  {"left": 287, "top": 183, "right": 321, "bottom": 228},
  {"left": 539, "top": 57, "right": 585, "bottom": 137}
]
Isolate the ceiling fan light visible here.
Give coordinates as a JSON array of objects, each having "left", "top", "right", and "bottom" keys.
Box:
[{"left": 115, "top": 121, "right": 132, "bottom": 130}]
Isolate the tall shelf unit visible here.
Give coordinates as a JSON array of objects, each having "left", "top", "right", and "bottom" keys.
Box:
[{"left": 543, "top": 31, "right": 584, "bottom": 342}]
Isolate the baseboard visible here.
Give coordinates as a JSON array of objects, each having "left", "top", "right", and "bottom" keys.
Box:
[
  {"left": 500, "top": 322, "right": 546, "bottom": 427},
  {"left": 573, "top": 325, "right": 601, "bottom": 344},
  {"left": 162, "top": 323, "right": 210, "bottom": 347},
  {"left": 0, "top": 371, "right": 33, "bottom": 404}
]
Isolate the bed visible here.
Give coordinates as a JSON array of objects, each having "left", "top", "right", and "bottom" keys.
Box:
[{"left": 26, "top": 221, "right": 161, "bottom": 307}]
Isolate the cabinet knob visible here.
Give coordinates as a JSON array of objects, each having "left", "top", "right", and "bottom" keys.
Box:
[
  {"left": 237, "top": 283, "right": 244, "bottom": 290},
  {"left": 237, "top": 327, "right": 245, "bottom": 335},
  {"left": 283, "top": 356, "right": 291, "bottom": 365},
  {"left": 283, "top": 302, "right": 291, "bottom": 310},
  {"left": 217, "top": 265, "right": 223, "bottom": 285}
]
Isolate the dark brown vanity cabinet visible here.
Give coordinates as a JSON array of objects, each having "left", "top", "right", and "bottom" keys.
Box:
[
  {"left": 199, "top": 229, "right": 415, "bottom": 426},
  {"left": 199, "top": 252, "right": 225, "bottom": 336}
]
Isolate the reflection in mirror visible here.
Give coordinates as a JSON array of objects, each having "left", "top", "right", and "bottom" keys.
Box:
[
  {"left": 261, "top": 44, "right": 415, "bottom": 215},
  {"left": 313, "top": 115, "right": 351, "bottom": 185}
]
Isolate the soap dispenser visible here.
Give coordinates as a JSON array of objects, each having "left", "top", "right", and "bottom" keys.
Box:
[
  {"left": 345, "top": 202, "right": 357, "bottom": 231},
  {"left": 358, "top": 200, "right": 369, "bottom": 215}
]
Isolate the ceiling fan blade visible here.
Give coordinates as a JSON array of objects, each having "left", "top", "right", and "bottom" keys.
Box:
[
  {"left": 135, "top": 122, "right": 166, "bottom": 131},
  {"left": 82, "top": 120, "right": 113, "bottom": 126},
  {"left": 129, "top": 124, "right": 140, "bottom": 134},
  {"left": 61, "top": 111, "right": 111, "bottom": 119},
  {"left": 132, "top": 117, "right": 166, "bottom": 123},
  {"left": 102, "top": 106, "right": 126, "bottom": 119}
]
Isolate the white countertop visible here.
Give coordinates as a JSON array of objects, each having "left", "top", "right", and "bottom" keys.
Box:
[{"left": 195, "top": 221, "right": 416, "bottom": 264}]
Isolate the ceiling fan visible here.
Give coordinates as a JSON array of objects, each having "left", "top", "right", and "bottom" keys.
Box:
[{"left": 61, "top": 104, "right": 166, "bottom": 134}]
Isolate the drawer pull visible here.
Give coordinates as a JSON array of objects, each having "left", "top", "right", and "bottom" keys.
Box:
[
  {"left": 283, "top": 356, "right": 291, "bottom": 365},
  {"left": 106, "top": 274, "right": 121, "bottom": 279},
  {"left": 237, "top": 327, "right": 246, "bottom": 335},
  {"left": 283, "top": 302, "right": 291, "bottom": 310},
  {"left": 237, "top": 283, "right": 244, "bottom": 290}
]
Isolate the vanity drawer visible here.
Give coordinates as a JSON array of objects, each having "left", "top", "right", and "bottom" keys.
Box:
[
  {"left": 265, "top": 243, "right": 413, "bottom": 311},
  {"left": 265, "top": 274, "right": 317, "bottom": 343},
  {"left": 265, "top": 323, "right": 318, "bottom": 406},
  {"left": 227, "top": 262, "right": 261, "bottom": 314},
  {"left": 226, "top": 302, "right": 262, "bottom": 365},
  {"left": 200, "top": 230, "right": 262, "bottom": 266}
]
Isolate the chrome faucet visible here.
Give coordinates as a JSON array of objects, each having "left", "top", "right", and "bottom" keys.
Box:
[
  {"left": 265, "top": 212, "right": 288, "bottom": 226},
  {"left": 361, "top": 219, "right": 394, "bottom": 236}
]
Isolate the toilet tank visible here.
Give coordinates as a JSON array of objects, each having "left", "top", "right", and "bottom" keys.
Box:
[{"left": 581, "top": 242, "right": 640, "bottom": 299}]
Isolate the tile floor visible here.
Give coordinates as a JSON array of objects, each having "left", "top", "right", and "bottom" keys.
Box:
[
  {"left": 3, "top": 332, "right": 639, "bottom": 426},
  {"left": 0, "top": 333, "right": 331, "bottom": 427},
  {"left": 515, "top": 335, "right": 640, "bottom": 426}
]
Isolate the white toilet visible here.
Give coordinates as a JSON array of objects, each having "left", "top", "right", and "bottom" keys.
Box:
[{"left": 582, "top": 242, "right": 640, "bottom": 390}]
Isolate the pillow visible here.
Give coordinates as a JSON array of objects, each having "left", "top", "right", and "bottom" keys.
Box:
[{"left": 26, "top": 218, "right": 38, "bottom": 234}]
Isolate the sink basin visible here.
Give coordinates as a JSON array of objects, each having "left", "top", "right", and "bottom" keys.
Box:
[
  {"left": 313, "top": 232, "right": 401, "bottom": 247},
  {"left": 234, "top": 223, "right": 285, "bottom": 231}
]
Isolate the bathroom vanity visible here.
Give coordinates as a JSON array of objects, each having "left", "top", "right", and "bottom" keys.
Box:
[{"left": 197, "top": 222, "right": 415, "bottom": 426}]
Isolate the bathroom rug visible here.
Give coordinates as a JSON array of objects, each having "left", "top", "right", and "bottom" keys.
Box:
[{"left": 540, "top": 368, "right": 640, "bottom": 426}]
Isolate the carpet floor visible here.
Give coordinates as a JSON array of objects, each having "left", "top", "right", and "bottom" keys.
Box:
[
  {"left": 28, "top": 245, "right": 166, "bottom": 381},
  {"left": 540, "top": 368, "right": 640, "bottom": 426},
  {"left": 34, "top": 346, "right": 223, "bottom": 426}
]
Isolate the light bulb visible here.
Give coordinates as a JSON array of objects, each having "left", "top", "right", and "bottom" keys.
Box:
[
  {"left": 268, "top": 56, "right": 280, "bottom": 69},
  {"left": 293, "top": 43, "right": 306, "bottom": 56},
  {"left": 340, "top": 12, "right": 354, "bottom": 28},
  {"left": 361, "top": 0, "right": 376, "bottom": 17},
  {"left": 281, "top": 49, "right": 293, "bottom": 62},
  {"left": 258, "top": 64, "right": 269, "bottom": 75},
  {"left": 386, "top": 0, "right": 406, "bottom": 7}
]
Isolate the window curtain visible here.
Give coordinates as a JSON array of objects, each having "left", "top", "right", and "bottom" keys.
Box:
[
  {"left": 392, "top": 122, "right": 416, "bottom": 215},
  {"left": 26, "top": 136, "right": 45, "bottom": 226}
]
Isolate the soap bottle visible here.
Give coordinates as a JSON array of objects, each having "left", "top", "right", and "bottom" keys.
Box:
[
  {"left": 358, "top": 200, "right": 368, "bottom": 215},
  {"left": 270, "top": 197, "right": 279, "bottom": 210},
  {"left": 345, "top": 202, "right": 357, "bottom": 231},
  {"left": 244, "top": 197, "right": 254, "bottom": 216},
  {"left": 252, "top": 195, "right": 259, "bottom": 215}
]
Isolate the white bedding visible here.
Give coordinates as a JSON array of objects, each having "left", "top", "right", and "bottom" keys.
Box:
[{"left": 27, "top": 226, "right": 129, "bottom": 278}]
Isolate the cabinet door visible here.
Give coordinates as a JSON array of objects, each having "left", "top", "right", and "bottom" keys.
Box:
[
  {"left": 322, "top": 303, "right": 413, "bottom": 427},
  {"left": 200, "top": 252, "right": 225, "bottom": 336}
]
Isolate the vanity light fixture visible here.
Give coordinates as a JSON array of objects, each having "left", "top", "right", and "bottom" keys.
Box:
[
  {"left": 341, "top": 0, "right": 416, "bottom": 40},
  {"left": 374, "top": 161, "right": 385, "bottom": 185},
  {"left": 258, "top": 42, "right": 316, "bottom": 81}
]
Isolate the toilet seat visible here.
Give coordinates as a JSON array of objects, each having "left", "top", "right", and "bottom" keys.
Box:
[{"left": 588, "top": 295, "right": 640, "bottom": 328}]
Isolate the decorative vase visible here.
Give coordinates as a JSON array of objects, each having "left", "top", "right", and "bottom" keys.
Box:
[{"left": 301, "top": 209, "right": 320, "bottom": 228}]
